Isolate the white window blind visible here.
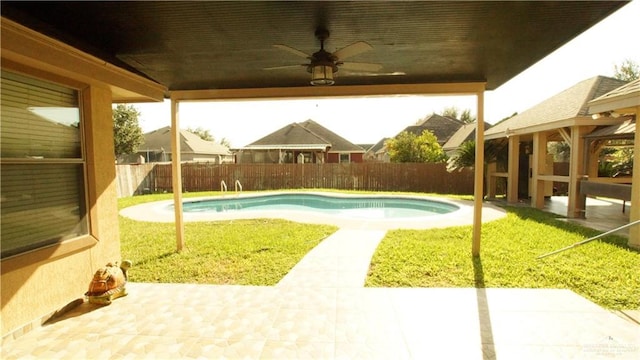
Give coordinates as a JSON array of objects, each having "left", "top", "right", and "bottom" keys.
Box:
[{"left": 1, "top": 71, "right": 88, "bottom": 259}]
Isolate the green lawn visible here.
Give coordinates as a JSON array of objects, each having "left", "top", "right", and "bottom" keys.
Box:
[
  {"left": 366, "top": 205, "right": 639, "bottom": 310},
  {"left": 119, "top": 192, "right": 337, "bottom": 285},
  {"left": 119, "top": 191, "right": 639, "bottom": 310}
]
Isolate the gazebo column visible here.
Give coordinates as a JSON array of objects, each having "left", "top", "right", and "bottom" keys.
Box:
[
  {"left": 530, "top": 132, "right": 547, "bottom": 209},
  {"left": 507, "top": 135, "right": 520, "bottom": 203},
  {"left": 586, "top": 140, "right": 604, "bottom": 179},
  {"left": 629, "top": 106, "right": 640, "bottom": 248},
  {"left": 567, "top": 125, "right": 588, "bottom": 219},
  {"left": 487, "top": 162, "right": 497, "bottom": 199}
]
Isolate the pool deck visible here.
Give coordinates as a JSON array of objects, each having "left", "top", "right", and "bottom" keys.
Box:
[
  {"left": 3, "top": 194, "right": 638, "bottom": 359},
  {"left": 3, "top": 227, "right": 639, "bottom": 359},
  {"left": 119, "top": 192, "right": 508, "bottom": 230}
]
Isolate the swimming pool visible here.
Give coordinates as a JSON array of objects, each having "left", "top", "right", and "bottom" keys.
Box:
[
  {"left": 176, "top": 193, "right": 459, "bottom": 219},
  {"left": 121, "top": 191, "right": 507, "bottom": 230}
]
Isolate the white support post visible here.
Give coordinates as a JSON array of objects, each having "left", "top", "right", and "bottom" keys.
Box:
[
  {"left": 171, "top": 98, "right": 185, "bottom": 251},
  {"left": 472, "top": 90, "right": 485, "bottom": 257}
]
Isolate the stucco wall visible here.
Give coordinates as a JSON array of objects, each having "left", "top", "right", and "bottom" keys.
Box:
[{"left": 1, "top": 85, "right": 121, "bottom": 338}]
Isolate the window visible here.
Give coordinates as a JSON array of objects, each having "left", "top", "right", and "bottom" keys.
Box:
[
  {"left": 1, "top": 71, "right": 88, "bottom": 259},
  {"left": 340, "top": 153, "right": 350, "bottom": 163}
]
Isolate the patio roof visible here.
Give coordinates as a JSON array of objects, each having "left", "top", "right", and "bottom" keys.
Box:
[
  {"left": 485, "top": 76, "right": 628, "bottom": 140},
  {"left": 0, "top": 1, "right": 628, "bottom": 96},
  {"left": 589, "top": 78, "right": 640, "bottom": 114},
  {"left": 584, "top": 119, "right": 635, "bottom": 140}
]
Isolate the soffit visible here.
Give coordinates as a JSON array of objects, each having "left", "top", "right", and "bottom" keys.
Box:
[{"left": 0, "top": 1, "right": 627, "bottom": 94}]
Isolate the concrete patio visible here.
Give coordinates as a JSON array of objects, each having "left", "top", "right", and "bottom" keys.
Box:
[{"left": 3, "top": 225, "right": 639, "bottom": 359}]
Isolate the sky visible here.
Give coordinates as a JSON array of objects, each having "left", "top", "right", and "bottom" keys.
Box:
[{"left": 133, "top": 1, "right": 640, "bottom": 148}]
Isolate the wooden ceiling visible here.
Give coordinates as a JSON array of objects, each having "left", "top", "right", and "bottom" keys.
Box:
[{"left": 1, "top": 1, "right": 628, "bottom": 93}]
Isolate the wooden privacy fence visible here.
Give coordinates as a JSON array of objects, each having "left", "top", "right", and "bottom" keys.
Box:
[{"left": 116, "top": 163, "right": 475, "bottom": 197}]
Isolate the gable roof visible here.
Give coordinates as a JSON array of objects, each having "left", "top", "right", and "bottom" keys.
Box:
[
  {"left": 589, "top": 78, "right": 640, "bottom": 114},
  {"left": 245, "top": 119, "right": 364, "bottom": 153},
  {"left": 486, "top": 76, "right": 628, "bottom": 139},
  {"left": 366, "top": 138, "right": 390, "bottom": 154},
  {"left": 584, "top": 119, "right": 635, "bottom": 140},
  {"left": 443, "top": 121, "right": 493, "bottom": 151},
  {"left": 141, "top": 126, "right": 231, "bottom": 155},
  {"left": 401, "top": 114, "right": 465, "bottom": 145}
]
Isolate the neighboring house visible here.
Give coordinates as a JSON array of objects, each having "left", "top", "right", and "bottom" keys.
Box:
[
  {"left": 120, "top": 126, "right": 233, "bottom": 164},
  {"left": 442, "top": 121, "right": 493, "bottom": 157},
  {"left": 404, "top": 114, "right": 466, "bottom": 146},
  {"left": 484, "top": 75, "right": 629, "bottom": 218},
  {"left": 376, "top": 114, "right": 466, "bottom": 162},
  {"left": 236, "top": 119, "right": 365, "bottom": 164},
  {"left": 364, "top": 138, "right": 390, "bottom": 162}
]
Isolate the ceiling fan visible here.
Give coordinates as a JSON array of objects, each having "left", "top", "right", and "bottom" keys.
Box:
[{"left": 264, "top": 27, "right": 383, "bottom": 85}]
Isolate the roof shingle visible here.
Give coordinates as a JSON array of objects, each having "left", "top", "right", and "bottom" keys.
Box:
[{"left": 486, "top": 76, "right": 628, "bottom": 138}]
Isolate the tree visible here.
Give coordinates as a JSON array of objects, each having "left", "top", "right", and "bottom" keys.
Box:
[
  {"left": 187, "top": 127, "right": 214, "bottom": 141},
  {"left": 548, "top": 141, "right": 570, "bottom": 162},
  {"left": 219, "top": 137, "right": 231, "bottom": 148},
  {"left": 613, "top": 59, "right": 640, "bottom": 82},
  {"left": 441, "top": 106, "right": 475, "bottom": 123},
  {"left": 446, "top": 140, "right": 506, "bottom": 172},
  {"left": 441, "top": 106, "right": 459, "bottom": 119},
  {"left": 460, "top": 109, "right": 476, "bottom": 124},
  {"left": 113, "top": 104, "right": 144, "bottom": 157},
  {"left": 385, "top": 130, "right": 446, "bottom": 163}
]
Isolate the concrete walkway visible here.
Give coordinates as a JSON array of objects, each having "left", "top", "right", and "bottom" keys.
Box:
[{"left": 277, "top": 229, "right": 387, "bottom": 289}]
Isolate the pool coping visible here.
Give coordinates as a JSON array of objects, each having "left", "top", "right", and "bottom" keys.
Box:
[{"left": 120, "top": 191, "right": 507, "bottom": 230}]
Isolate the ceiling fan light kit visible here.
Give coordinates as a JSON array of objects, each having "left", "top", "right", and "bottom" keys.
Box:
[{"left": 310, "top": 64, "right": 335, "bottom": 86}]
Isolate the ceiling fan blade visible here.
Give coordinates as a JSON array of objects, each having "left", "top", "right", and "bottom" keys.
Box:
[
  {"left": 263, "top": 64, "right": 307, "bottom": 71},
  {"left": 339, "top": 62, "right": 383, "bottom": 72},
  {"left": 273, "top": 44, "right": 310, "bottom": 59},
  {"left": 341, "top": 71, "right": 406, "bottom": 77},
  {"left": 333, "top": 41, "right": 373, "bottom": 60}
]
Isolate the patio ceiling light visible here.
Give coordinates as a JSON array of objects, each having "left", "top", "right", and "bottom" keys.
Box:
[{"left": 310, "top": 64, "right": 335, "bottom": 86}]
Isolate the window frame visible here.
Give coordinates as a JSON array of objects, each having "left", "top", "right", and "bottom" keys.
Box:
[{"left": 0, "top": 68, "right": 95, "bottom": 266}]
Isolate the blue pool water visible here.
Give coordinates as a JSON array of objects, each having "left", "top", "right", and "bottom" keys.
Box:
[{"left": 178, "top": 193, "right": 459, "bottom": 219}]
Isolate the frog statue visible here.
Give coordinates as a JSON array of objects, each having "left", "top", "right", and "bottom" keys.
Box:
[{"left": 85, "top": 260, "right": 132, "bottom": 305}]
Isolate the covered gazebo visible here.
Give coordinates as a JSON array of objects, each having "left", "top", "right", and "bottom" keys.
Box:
[
  {"left": 587, "top": 78, "right": 640, "bottom": 248},
  {"left": 485, "top": 76, "right": 640, "bottom": 248}
]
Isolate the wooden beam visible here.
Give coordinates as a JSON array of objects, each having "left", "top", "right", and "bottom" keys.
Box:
[
  {"left": 171, "top": 98, "right": 185, "bottom": 252},
  {"left": 507, "top": 135, "right": 520, "bottom": 203},
  {"left": 171, "top": 82, "right": 487, "bottom": 101},
  {"left": 472, "top": 89, "right": 485, "bottom": 257},
  {"left": 557, "top": 128, "right": 571, "bottom": 144},
  {"left": 538, "top": 175, "right": 570, "bottom": 182}
]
